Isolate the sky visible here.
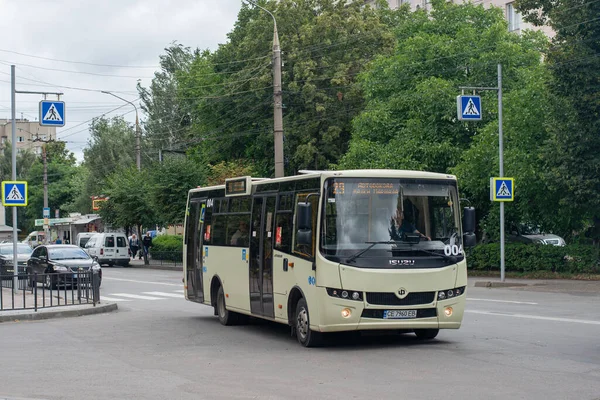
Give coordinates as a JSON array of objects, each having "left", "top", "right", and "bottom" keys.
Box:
[{"left": 0, "top": 0, "right": 243, "bottom": 161}]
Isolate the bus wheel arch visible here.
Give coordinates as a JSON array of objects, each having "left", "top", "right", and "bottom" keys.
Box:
[
  {"left": 287, "top": 286, "right": 305, "bottom": 327},
  {"left": 210, "top": 275, "right": 223, "bottom": 310}
]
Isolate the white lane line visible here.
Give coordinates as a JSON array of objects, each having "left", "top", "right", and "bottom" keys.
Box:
[
  {"left": 109, "top": 293, "right": 165, "bottom": 300},
  {"left": 174, "top": 290, "right": 184, "bottom": 293},
  {"left": 101, "top": 296, "right": 131, "bottom": 302},
  {"left": 466, "top": 310, "right": 600, "bottom": 325},
  {"left": 102, "top": 277, "right": 181, "bottom": 287},
  {"left": 143, "top": 291, "right": 183, "bottom": 298},
  {"left": 468, "top": 298, "right": 538, "bottom": 305}
]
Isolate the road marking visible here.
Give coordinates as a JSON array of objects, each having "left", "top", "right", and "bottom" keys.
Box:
[
  {"left": 102, "top": 277, "right": 181, "bottom": 287},
  {"left": 466, "top": 310, "right": 600, "bottom": 325},
  {"left": 143, "top": 291, "right": 183, "bottom": 298},
  {"left": 100, "top": 296, "right": 131, "bottom": 302},
  {"left": 468, "top": 298, "right": 538, "bottom": 305},
  {"left": 174, "top": 290, "right": 184, "bottom": 293},
  {"left": 109, "top": 293, "right": 165, "bottom": 300}
]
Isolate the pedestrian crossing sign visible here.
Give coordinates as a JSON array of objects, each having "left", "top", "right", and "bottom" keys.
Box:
[
  {"left": 457, "top": 95, "right": 482, "bottom": 121},
  {"left": 2, "top": 181, "right": 28, "bottom": 206},
  {"left": 39, "top": 100, "right": 65, "bottom": 127},
  {"left": 491, "top": 177, "right": 514, "bottom": 202}
]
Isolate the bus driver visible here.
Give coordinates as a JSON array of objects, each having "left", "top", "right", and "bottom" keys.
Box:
[{"left": 390, "top": 208, "right": 430, "bottom": 241}]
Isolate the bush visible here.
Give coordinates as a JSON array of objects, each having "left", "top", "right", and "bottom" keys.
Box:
[
  {"left": 150, "top": 235, "right": 183, "bottom": 261},
  {"left": 466, "top": 243, "right": 599, "bottom": 274}
]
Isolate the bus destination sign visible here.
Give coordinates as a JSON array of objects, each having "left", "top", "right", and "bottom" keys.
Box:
[{"left": 225, "top": 176, "right": 251, "bottom": 196}]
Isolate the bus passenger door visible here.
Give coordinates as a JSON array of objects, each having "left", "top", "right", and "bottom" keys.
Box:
[
  {"left": 249, "top": 196, "right": 275, "bottom": 318},
  {"left": 186, "top": 200, "right": 205, "bottom": 303}
]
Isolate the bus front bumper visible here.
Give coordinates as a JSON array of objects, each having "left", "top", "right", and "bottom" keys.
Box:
[{"left": 314, "top": 289, "right": 465, "bottom": 333}]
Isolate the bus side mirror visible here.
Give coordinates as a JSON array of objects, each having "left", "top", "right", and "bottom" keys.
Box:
[
  {"left": 297, "top": 202, "right": 312, "bottom": 230},
  {"left": 296, "top": 202, "right": 312, "bottom": 245},
  {"left": 463, "top": 207, "right": 476, "bottom": 234},
  {"left": 463, "top": 207, "right": 476, "bottom": 247}
]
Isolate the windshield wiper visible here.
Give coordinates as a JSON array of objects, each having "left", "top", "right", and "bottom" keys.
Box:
[{"left": 346, "top": 241, "right": 395, "bottom": 263}]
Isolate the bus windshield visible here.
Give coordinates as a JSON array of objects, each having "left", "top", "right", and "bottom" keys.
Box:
[{"left": 321, "top": 177, "right": 463, "bottom": 267}]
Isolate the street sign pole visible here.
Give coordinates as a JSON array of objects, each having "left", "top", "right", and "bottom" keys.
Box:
[
  {"left": 11, "top": 65, "right": 17, "bottom": 293},
  {"left": 498, "top": 64, "right": 505, "bottom": 282},
  {"left": 460, "top": 63, "right": 506, "bottom": 282}
]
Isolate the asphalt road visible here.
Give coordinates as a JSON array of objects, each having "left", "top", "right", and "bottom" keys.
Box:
[{"left": 0, "top": 268, "right": 599, "bottom": 400}]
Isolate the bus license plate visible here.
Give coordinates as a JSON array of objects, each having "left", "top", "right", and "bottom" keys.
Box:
[{"left": 383, "top": 310, "right": 417, "bottom": 319}]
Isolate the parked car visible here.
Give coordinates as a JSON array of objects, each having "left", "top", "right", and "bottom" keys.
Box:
[
  {"left": 22, "top": 231, "right": 45, "bottom": 248},
  {"left": 0, "top": 243, "right": 33, "bottom": 279},
  {"left": 84, "top": 232, "right": 130, "bottom": 267},
  {"left": 26, "top": 244, "right": 102, "bottom": 289},
  {"left": 508, "top": 225, "right": 566, "bottom": 246}
]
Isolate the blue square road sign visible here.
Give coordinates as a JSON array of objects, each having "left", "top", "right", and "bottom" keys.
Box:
[
  {"left": 491, "top": 177, "right": 514, "bottom": 202},
  {"left": 2, "top": 181, "right": 28, "bottom": 206},
  {"left": 457, "top": 95, "right": 482, "bottom": 121},
  {"left": 40, "top": 100, "right": 65, "bottom": 127}
]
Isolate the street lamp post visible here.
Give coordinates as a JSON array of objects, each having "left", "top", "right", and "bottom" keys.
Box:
[
  {"left": 243, "top": 0, "right": 284, "bottom": 178},
  {"left": 101, "top": 91, "right": 141, "bottom": 170}
]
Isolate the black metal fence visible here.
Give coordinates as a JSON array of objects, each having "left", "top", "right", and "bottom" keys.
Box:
[
  {"left": 148, "top": 251, "right": 183, "bottom": 267},
  {"left": 0, "top": 270, "right": 100, "bottom": 312}
]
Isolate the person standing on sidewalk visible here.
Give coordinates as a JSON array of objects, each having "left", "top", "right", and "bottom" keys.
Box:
[
  {"left": 142, "top": 232, "right": 153, "bottom": 261},
  {"left": 129, "top": 234, "right": 140, "bottom": 260}
]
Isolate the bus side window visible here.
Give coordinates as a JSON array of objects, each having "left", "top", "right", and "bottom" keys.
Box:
[{"left": 293, "top": 193, "right": 318, "bottom": 258}]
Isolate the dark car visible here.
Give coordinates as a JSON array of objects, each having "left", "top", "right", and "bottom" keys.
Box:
[
  {"left": 26, "top": 244, "right": 102, "bottom": 289},
  {"left": 0, "top": 243, "right": 33, "bottom": 279}
]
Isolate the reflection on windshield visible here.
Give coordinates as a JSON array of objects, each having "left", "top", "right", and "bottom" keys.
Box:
[
  {"left": 49, "top": 248, "right": 90, "bottom": 260},
  {"left": 0, "top": 245, "right": 33, "bottom": 255},
  {"left": 321, "top": 178, "right": 462, "bottom": 263}
]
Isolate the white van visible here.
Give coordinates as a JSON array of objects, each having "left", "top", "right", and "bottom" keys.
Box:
[
  {"left": 84, "top": 232, "right": 130, "bottom": 267},
  {"left": 76, "top": 232, "right": 96, "bottom": 248},
  {"left": 22, "top": 231, "right": 46, "bottom": 248}
]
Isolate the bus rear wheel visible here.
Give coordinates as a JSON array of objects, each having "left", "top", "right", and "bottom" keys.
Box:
[
  {"left": 414, "top": 329, "right": 439, "bottom": 340},
  {"left": 216, "top": 286, "right": 239, "bottom": 326},
  {"left": 295, "top": 298, "right": 322, "bottom": 347}
]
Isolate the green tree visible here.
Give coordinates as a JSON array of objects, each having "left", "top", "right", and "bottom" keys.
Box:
[
  {"left": 98, "top": 167, "right": 156, "bottom": 234},
  {"left": 148, "top": 157, "right": 209, "bottom": 226},
  {"left": 517, "top": 0, "right": 600, "bottom": 242},
  {"left": 339, "top": 1, "right": 546, "bottom": 175}
]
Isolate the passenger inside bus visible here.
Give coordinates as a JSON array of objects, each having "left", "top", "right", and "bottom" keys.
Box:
[{"left": 230, "top": 220, "right": 249, "bottom": 246}]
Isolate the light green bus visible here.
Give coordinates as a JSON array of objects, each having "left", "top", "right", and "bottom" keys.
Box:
[{"left": 183, "top": 169, "right": 476, "bottom": 347}]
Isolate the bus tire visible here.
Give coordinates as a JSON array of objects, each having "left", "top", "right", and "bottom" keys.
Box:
[
  {"left": 414, "top": 329, "right": 439, "bottom": 340},
  {"left": 217, "top": 286, "right": 238, "bottom": 326},
  {"left": 295, "top": 298, "right": 322, "bottom": 347}
]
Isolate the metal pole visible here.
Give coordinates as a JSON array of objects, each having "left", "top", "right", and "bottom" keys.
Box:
[
  {"left": 244, "top": 0, "right": 284, "bottom": 178},
  {"left": 11, "top": 65, "right": 18, "bottom": 293},
  {"left": 101, "top": 91, "right": 141, "bottom": 170},
  {"left": 43, "top": 145, "right": 49, "bottom": 244},
  {"left": 498, "top": 63, "right": 505, "bottom": 282}
]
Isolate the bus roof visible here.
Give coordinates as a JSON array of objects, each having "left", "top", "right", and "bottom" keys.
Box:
[{"left": 188, "top": 169, "right": 456, "bottom": 194}]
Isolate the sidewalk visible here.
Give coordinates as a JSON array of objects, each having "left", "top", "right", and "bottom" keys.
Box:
[
  {"left": 127, "top": 257, "right": 183, "bottom": 271},
  {"left": 0, "top": 286, "right": 117, "bottom": 323},
  {"left": 470, "top": 276, "right": 600, "bottom": 295}
]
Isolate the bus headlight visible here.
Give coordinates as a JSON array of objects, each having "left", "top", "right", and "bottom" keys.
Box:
[
  {"left": 341, "top": 308, "right": 352, "bottom": 318},
  {"left": 437, "top": 286, "right": 466, "bottom": 301},
  {"left": 327, "top": 288, "right": 362, "bottom": 302}
]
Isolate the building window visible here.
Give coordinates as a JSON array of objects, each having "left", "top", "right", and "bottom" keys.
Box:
[
  {"left": 507, "top": 3, "right": 522, "bottom": 32},
  {"left": 1, "top": 137, "right": 6, "bottom": 144},
  {"left": 17, "top": 136, "right": 24, "bottom": 142}
]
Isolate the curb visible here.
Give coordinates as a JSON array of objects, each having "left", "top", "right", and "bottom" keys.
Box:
[
  {"left": 0, "top": 302, "right": 118, "bottom": 323},
  {"left": 128, "top": 264, "right": 183, "bottom": 272},
  {"left": 474, "top": 281, "right": 530, "bottom": 288}
]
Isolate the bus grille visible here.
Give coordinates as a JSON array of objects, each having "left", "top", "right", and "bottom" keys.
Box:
[{"left": 366, "top": 291, "right": 435, "bottom": 306}]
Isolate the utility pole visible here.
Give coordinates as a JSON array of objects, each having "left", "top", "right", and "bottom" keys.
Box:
[
  {"left": 101, "top": 91, "right": 141, "bottom": 170},
  {"left": 244, "top": 0, "right": 284, "bottom": 178},
  {"left": 33, "top": 136, "right": 52, "bottom": 244}
]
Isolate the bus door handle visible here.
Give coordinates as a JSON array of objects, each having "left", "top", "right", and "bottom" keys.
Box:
[{"left": 283, "top": 258, "right": 288, "bottom": 272}]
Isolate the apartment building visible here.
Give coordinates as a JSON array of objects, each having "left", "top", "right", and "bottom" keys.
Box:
[
  {"left": 0, "top": 119, "right": 56, "bottom": 155},
  {"left": 365, "top": 0, "right": 552, "bottom": 36}
]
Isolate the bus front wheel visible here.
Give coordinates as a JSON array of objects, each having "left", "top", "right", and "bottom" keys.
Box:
[
  {"left": 414, "top": 329, "right": 439, "bottom": 340},
  {"left": 295, "top": 298, "right": 322, "bottom": 347},
  {"left": 217, "top": 286, "right": 238, "bottom": 326}
]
